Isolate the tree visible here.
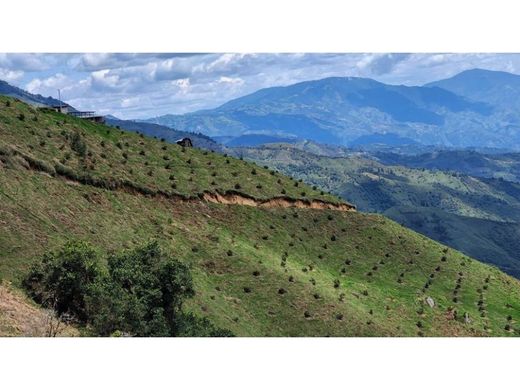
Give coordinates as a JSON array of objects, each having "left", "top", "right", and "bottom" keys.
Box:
[
  {"left": 25, "top": 241, "right": 232, "bottom": 337},
  {"left": 88, "top": 241, "right": 196, "bottom": 336},
  {"left": 23, "top": 241, "right": 101, "bottom": 323}
]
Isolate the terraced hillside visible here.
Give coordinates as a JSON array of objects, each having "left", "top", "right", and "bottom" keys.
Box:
[{"left": 1, "top": 97, "right": 519, "bottom": 336}]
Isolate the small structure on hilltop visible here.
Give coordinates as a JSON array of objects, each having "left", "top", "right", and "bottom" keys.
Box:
[
  {"left": 176, "top": 137, "right": 193, "bottom": 147},
  {"left": 49, "top": 104, "right": 105, "bottom": 124}
]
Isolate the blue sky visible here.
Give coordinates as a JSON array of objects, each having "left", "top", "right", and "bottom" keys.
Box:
[{"left": 2, "top": 53, "right": 520, "bottom": 119}]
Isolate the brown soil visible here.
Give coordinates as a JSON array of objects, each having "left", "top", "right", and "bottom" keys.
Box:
[{"left": 0, "top": 284, "right": 78, "bottom": 337}]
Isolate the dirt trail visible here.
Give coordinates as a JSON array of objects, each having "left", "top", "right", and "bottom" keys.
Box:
[{"left": 2, "top": 145, "right": 356, "bottom": 212}]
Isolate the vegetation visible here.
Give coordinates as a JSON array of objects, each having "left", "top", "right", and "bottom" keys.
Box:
[
  {"left": 24, "top": 241, "right": 232, "bottom": 336},
  {"left": 1, "top": 97, "right": 519, "bottom": 336},
  {"left": 235, "top": 143, "right": 520, "bottom": 278}
]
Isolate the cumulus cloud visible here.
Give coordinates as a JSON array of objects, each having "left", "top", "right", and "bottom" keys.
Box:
[
  {"left": 75, "top": 53, "right": 205, "bottom": 71},
  {"left": 0, "top": 68, "right": 23, "bottom": 82},
  {"left": 5, "top": 53, "right": 520, "bottom": 119},
  {"left": 26, "top": 73, "right": 71, "bottom": 94}
]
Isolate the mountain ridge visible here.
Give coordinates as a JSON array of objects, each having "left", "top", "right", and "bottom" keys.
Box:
[{"left": 143, "top": 73, "right": 515, "bottom": 149}]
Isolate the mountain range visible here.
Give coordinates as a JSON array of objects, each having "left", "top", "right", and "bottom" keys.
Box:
[{"left": 144, "top": 69, "right": 520, "bottom": 150}]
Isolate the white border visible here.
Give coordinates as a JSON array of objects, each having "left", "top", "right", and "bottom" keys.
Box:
[
  {"left": 1, "top": 1, "right": 519, "bottom": 389},
  {"left": 0, "top": 337, "right": 518, "bottom": 389},
  {"left": 0, "top": 0, "right": 519, "bottom": 52}
]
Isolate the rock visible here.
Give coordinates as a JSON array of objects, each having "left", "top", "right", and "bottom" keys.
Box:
[
  {"left": 425, "top": 296, "right": 435, "bottom": 308},
  {"left": 176, "top": 137, "right": 193, "bottom": 147}
]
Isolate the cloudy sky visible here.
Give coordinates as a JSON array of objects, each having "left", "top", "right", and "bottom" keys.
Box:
[{"left": 2, "top": 53, "right": 520, "bottom": 119}]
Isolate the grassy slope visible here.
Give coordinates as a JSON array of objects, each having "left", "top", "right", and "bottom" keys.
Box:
[
  {"left": 1, "top": 97, "right": 519, "bottom": 336},
  {"left": 236, "top": 144, "right": 520, "bottom": 277},
  {"left": 0, "top": 97, "right": 338, "bottom": 204}
]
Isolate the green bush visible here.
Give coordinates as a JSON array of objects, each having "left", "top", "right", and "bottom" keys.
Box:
[
  {"left": 23, "top": 241, "right": 101, "bottom": 322},
  {"left": 70, "top": 131, "right": 87, "bottom": 157},
  {"left": 24, "top": 241, "right": 232, "bottom": 337}
]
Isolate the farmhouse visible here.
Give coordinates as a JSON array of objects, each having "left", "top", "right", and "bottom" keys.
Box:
[{"left": 50, "top": 104, "right": 105, "bottom": 124}]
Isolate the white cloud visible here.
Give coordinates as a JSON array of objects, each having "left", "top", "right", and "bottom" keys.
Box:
[
  {"left": 0, "top": 68, "right": 24, "bottom": 82},
  {"left": 9, "top": 53, "right": 520, "bottom": 120},
  {"left": 218, "top": 76, "right": 244, "bottom": 85},
  {"left": 26, "top": 73, "right": 70, "bottom": 94}
]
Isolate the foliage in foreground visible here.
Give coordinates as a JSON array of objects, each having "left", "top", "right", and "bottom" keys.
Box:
[{"left": 23, "top": 241, "right": 233, "bottom": 337}]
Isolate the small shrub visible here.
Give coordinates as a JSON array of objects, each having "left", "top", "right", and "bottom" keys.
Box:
[
  {"left": 243, "top": 287, "right": 252, "bottom": 293},
  {"left": 17, "top": 113, "right": 25, "bottom": 121},
  {"left": 333, "top": 279, "right": 340, "bottom": 288},
  {"left": 278, "top": 288, "right": 287, "bottom": 295},
  {"left": 70, "top": 132, "right": 87, "bottom": 157},
  {"left": 303, "top": 311, "right": 311, "bottom": 318},
  {"left": 227, "top": 250, "right": 233, "bottom": 257}
]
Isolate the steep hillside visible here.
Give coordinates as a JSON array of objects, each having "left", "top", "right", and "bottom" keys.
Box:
[
  {"left": 235, "top": 144, "right": 520, "bottom": 278},
  {"left": 142, "top": 75, "right": 520, "bottom": 149},
  {"left": 1, "top": 97, "right": 519, "bottom": 336}
]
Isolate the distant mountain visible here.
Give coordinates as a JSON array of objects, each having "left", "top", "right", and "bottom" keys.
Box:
[
  {"left": 349, "top": 132, "right": 419, "bottom": 148},
  {"left": 222, "top": 133, "right": 299, "bottom": 147},
  {"left": 426, "top": 68, "right": 520, "bottom": 110},
  {"left": 0, "top": 79, "right": 65, "bottom": 107},
  {"left": 144, "top": 75, "right": 520, "bottom": 149},
  {"left": 373, "top": 149, "right": 520, "bottom": 182}
]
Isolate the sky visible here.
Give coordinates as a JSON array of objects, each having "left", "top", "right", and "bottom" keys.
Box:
[{"left": 2, "top": 53, "right": 520, "bottom": 119}]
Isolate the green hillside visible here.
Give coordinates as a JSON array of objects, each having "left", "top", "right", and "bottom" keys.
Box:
[
  {"left": 235, "top": 143, "right": 520, "bottom": 278},
  {"left": 1, "top": 97, "right": 519, "bottom": 336}
]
